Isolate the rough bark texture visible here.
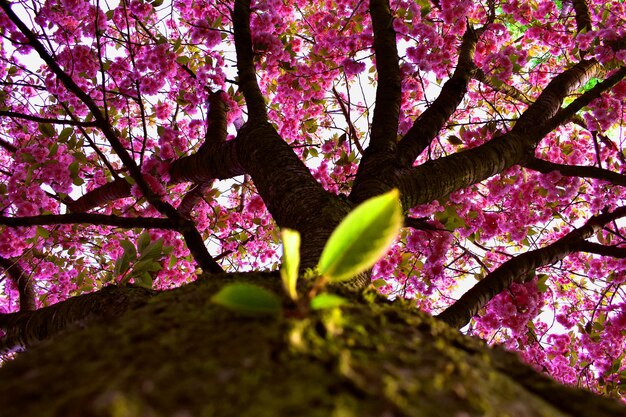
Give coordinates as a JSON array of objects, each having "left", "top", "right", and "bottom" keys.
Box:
[{"left": 0, "top": 273, "right": 624, "bottom": 417}]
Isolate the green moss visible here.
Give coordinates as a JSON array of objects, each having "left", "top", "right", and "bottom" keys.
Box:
[{"left": 0, "top": 273, "right": 622, "bottom": 417}]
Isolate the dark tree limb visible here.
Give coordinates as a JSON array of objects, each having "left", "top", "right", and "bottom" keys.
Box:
[
  {"left": 0, "top": 137, "right": 17, "bottom": 153},
  {"left": 397, "top": 131, "right": 530, "bottom": 208},
  {"left": 541, "top": 66, "right": 626, "bottom": 135},
  {"left": 397, "top": 58, "right": 613, "bottom": 208},
  {"left": 349, "top": 0, "right": 403, "bottom": 203},
  {"left": 0, "top": 285, "right": 154, "bottom": 354},
  {"left": 436, "top": 206, "right": 626, "bottom": 329},
  {"left": 569, "top": 0, "right": 593, "bottom": 34},
  {"left": 168, "top": 140, "right": 246, "bottom": 184},
  {"left": 397, "top": 27, "right": 480, "bottom": 166},
  {"left": 232, "top": 0, "right": 267, "bottom": 121},
  {"left": 404, "top": 216, "right": 443, "bottom": 232},
  {"left": 178, "top": 182, "right": 213, "bottom": 217},
  {"left": 0, "top": 257, "right": 35, "bottom": 312},
  {"left": 0, "top": 110, "right": 98, "bottom": 127},
  {"left": 578, "top": 241, "right": 626, "bottom": 258},
  {"left": 524, "top": 156, "right": 626, "bottom": 186},
  {"left": 66, "top": 179, "right": 132, "bottom": 213},
  {"left": 472, "top": 68, "right": 533, "bottom": 105},
  {"left": 516, "top": 59, "right": 599, "bottom": 135},
  {"left": 367, "top": 0, "right": 401, "bottom": 152},
  {"left": 200, "top": 91, "right": 229, "bottom": 152},
  {"left": 0, "top": 213, "right": 186, "bottom": 229},
  {"left": 0, "top": 1, "right": 223, "bottom": 274}
]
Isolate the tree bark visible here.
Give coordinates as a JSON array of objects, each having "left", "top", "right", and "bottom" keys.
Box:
[{"left": 0, "top": 273, "right": 624, "bottom": 417}]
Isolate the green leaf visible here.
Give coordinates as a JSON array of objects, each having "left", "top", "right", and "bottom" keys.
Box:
[
  {"left": 133, "top": 272, "right": 153, "bottom": 289},
  {"left": 38, "top": 123, "right": 56, "bottom": 138},
  {"left": 137, "top": 231, "right": 152, "bottom": 253},
  {"left": 280, "top": 228, "right": 300, "bottom": 301},
  {"left": 36, "top": 226, "right": 49, "bottom": 239},
  {"left": 133, "top": 259, "right": 162, "bottom": 274},
  {"left": 434, "top": 205, "right": 466, "bottom": 230},
  {"left": 114, "top": 239, "right": 137, "bottom": 276},
  {"left": 372, "top": 278, "right": 387, "bottom": 288},
  {"left": 317, "top": 189, "right": 403, "bottom": 282},
  {"left": 137, "top": 238, "right": 164, "bottom": 262},
  {"left": 176, "top": 56, "right": 190, "bottom": 65},
  {"left": 211, "top": 283, "right": 282, "bottom": 315},
  {"left": 310, "top": 293, "right": 347, "bottom": 310},
  {"left": 447, "top": 135, "right": 463, "bottom": 145}
]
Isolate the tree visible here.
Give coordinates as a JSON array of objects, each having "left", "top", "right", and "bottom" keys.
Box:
[{"left": 0, "top": 0, "right": 626, "bottom": 414}]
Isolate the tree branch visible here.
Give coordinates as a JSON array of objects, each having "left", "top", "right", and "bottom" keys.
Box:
[
  {"left": 177, "top": 182, "right": 213, "bottom": 217},
  {"left": 472, "top": 68, "right": 533, "bottom": 105},
  {"left": 568, "top": 0, "right": 592, "bottom": 34},
  {"left": 436, "top": 206, "right": 626, "bottom": 329},
  {"left": 368, "top": 0, "right": 401, "bottom": 152},
  {"left": 515, "top": 59, "right": 600, "bottom": 136},
  {"left": 404, "top": 216, "right": 443, "bottom": 232},
  {"left": 0, "top": 2, "right": 223, "bottom": 274},
  {"left": 66, "top": 179, "right": 132, "bottom": 213},
  {"left": 0, "top": 257, "right": 35, "bottom": 312},
  {"left": 232, "top": 0, "right": 267, "bottom": 121},
  {"left": 397, "top": 27, "right": 480, "bottom": 166},
  {"left": 199, "top": 91, "right": 229, "bottom": 152},
  {"left": 348, "top": 0, "right": 404, "bottom": 203},
  {"left": 578, "top": 241, "right": 626, "bottom": 258},
  {"left": 0, "top": 137, "right": 17, "bottom": 153},
  {"left": 524, "top": 156, "right": 626, "bottom": 186},
  {"left": 540, "top": 66, "right": 626, "bottom": 135},
  {"left": 0, "top": 213, "right": 185, "bottom": 229},
  {"left": 0, "top": 285, "right": 153, "bottom": 354},
  {"left": 0, "top": 110, "right": 98, "bottom": 127}
]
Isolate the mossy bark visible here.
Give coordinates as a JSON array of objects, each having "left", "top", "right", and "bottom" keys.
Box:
[{"left": 0, "top": 273, "right": 624, "bottom": 417}]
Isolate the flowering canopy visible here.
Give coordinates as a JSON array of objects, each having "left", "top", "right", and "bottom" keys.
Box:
[{"left": 1, "top": 0, "right": 626, "bottom": 398}]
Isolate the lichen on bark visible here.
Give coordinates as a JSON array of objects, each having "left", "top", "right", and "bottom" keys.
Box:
[{"left": 0, "top": 272, "right": 623, "bottom": 417}]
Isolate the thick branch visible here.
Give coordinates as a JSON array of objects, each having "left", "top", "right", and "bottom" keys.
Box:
[
  {"left": 0, "top": 285, "right": 153, "bottom": 354},
  {"left": 515, "top": 59, "right": 600, "bottom": 135},
  {"left": 368, "top": 0, "right": 401, "bottom": 152},
  {"left": 178, "top": 182, "right": 213, "bottom": 217},
  {"left": 0, "top": 110, "right": 98, "bottom": 127},
  {"left": 473, "top": 68, "right": 532, "bottom": 105},
  {"left": 0, "top": 3, "right": 223, "bottom": 273},
  {"left": 232, "top": 0, "right": 267, "bottom": 121},
  {"left": 234, "top": 122, "right": 349, "bottom": 271},
  {"left": 348, "top": 0, "right": 404, "bottom": 203},
  {"left": 0, "top": 213, "right": 185, "bottom": 229},
  {"left": 0, "top": 257, "right": 35, "bottom": 312},
  {"left": 569, "top": 0, "right": 592, "bottom": 33},
  {"left": 578, "top": 241, "right": 626, "bottom": 258},
  {"left": 397, "top": 28, "right": 479, "bottom": 166},
  {"left": 437, "top": 206, "right": 626, "bottom": 329},
  {"left": 541, "top": 66, "right": 626, "bottom": 135},
  {"left": 0, "top": 1, "right": 176, "bottom": 219},
  {"left": 397, "top": 131, "right": 530, "bottom": 207},
  {"left": 0, "top": 137, "right": 17, "bottom": 153},
  {"left": 404, "top": 216, "right": 442, "bottom": 232},
  {"left": 200, "top": 91, "right": 229, "bottom": 151},
  {"left": 66, "top": 179, "right": 132, "bottom": 213},
  {"left": 397, "top": 59, "right": 612, "bottom": 207},
  {"left": 524, "top": 156, "right": 626, "bottom": 186}
]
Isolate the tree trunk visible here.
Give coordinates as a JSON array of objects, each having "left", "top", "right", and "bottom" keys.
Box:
[{"left": 0, "top": 273, "right": 624, "bottom": 417}]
